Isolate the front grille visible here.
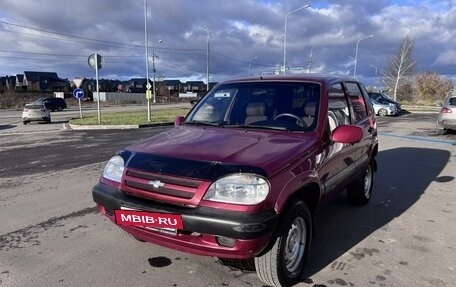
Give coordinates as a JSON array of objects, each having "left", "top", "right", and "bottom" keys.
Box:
[
  {"left": 125, "top": 179, "right": 194, "bottom": 199},
  {"left": 122, "top": 168, "right": 208, "bottom": 206}
]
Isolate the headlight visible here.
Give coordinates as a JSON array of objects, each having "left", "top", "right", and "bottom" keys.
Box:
[
  {"left": 203, "top": 174, "right": 269, "bottom": 205},
  {"left": 102, "top": 155, "right": 125, "bottom": 183}
]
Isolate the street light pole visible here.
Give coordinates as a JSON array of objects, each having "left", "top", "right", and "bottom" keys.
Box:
[
  {"left": 144, "top": 0, "right": 151, "bottom": 121},
  {"left": 369, "top": 64, "right": 378, "bottom": 77},
  {"left": 353, "top": 34, "right": 374, "bottom": 78},
  {"left": 309, "top": 47, "right": 313, "bottom": 74},
  {"left": 152, "top": 40, "right": 163, "bottom": 104},
  {"left": 369, "top": 64, "right": 378, "bottom": 86},
  {"left": 205, "top": 26, "right": 210, "bottom": 92},
  {"left": 283, "top": 4, "right": 310, "bottom": 75},
  {"left": 249, "top": 56, "right": 258, "bottom": 76},
  {"left": 152, "top": 49, "right": 156, "bottom": 103}
]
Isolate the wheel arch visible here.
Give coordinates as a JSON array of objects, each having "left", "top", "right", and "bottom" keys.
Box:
[
  {"left": 290, "top": 182, "right": 320, "bottom": 215},
  {"left": 274, "top": 182, "right": 321, "bottom": 238}
]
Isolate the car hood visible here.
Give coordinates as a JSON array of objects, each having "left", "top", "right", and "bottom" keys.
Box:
[
  {"left": 124, "top": 125, "right": 317, "bottom": 178},
  {"left": 373, "top": 103, "right": 392, "bottom": 109}
]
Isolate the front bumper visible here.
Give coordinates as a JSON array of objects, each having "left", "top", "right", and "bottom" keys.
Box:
[{"left": 92, "top": 182, "right": 278, "bottom": 259}]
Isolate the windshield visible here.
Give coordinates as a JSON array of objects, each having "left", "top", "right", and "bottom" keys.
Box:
[
  {"left": 186, "top": 81, "right": 320, "bottom": 131},
  {"left": 381, "top": 93, "right": 394, "bottom": 101}
]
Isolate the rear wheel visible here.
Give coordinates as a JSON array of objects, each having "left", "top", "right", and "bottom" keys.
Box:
[
  {"left": 57, "top": 106, "right": 63, "bottom": 111},
  {"left": 23, "top": 121, "right": 28, "bottom": 125},
  {"left": 347, "top": 160, "right": 374, "bottom": 205},
  {"left": 255, "top": 201, "right": 312, "bottom": 287},
  {"left": 45, "top": 117, "right": 51, "bottom": 124},
  {"left": 436, "top": 128, "right": 445, "bottom": 135}
]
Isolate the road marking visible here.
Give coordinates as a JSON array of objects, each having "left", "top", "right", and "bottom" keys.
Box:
[{"left": 379, "top": 132, "right": 456, "bottom": 145}]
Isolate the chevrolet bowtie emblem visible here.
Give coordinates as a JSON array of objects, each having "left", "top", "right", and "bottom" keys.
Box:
[{"left": 148, "top": 180, "right": 165, "bottom": 189}]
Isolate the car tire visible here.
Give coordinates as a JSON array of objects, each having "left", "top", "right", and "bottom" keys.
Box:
[
  {"left": 57, "top": 106, "right": 63, "bottom": 111},
  {"left": 378, "top": 108, "right": 388, "bottom": 117},
  {"left": 46, "top": 117, "right": 51, "bottom": 124},
  {"left": 347, "top": 160, "right": 374, "bottom": 205},
  {"left": 23, "top": 121, "right": 28, "bottom": 125},
  {"left": 255, "top": 201, "right": 312, "bottom": 287},
  {"left": 436, "top": 128, "right": 445, "bottom": 135}
]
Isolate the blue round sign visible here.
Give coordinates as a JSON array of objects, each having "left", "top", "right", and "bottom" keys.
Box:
[{"left": 73, "top": 88, "right": 84, "bottom": 99}]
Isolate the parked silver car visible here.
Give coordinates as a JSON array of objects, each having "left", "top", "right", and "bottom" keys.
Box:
[
  {"left": 371, "top": 99, "right": 397, "bottom": 116},
  {"left": 22, "top": 103, "right": 51, "bottom": 125},
  {"left": 436, "top": 95, "right": 456, "bottom": 134}
]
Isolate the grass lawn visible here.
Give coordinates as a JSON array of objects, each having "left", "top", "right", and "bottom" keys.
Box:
[{"left": 70, "top": 107, "right": 190, "bottom": 125}]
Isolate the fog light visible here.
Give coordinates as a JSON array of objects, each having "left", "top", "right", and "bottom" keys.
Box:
[{"left": 216, "top": 236, "right": 236, "bottom": 247}]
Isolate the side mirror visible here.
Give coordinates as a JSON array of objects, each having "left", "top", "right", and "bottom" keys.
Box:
[
  {"left": 332, "top": 125, "right": 363, "bottom": 144},
  {"left": 174, "top": 116, "right": 185, "bottom": 127}
]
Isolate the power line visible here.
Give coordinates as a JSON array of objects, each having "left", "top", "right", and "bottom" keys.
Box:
[
  {"left": 0, "top": 21, "right": 277, "bottom": 75},
  {"left": 0, "top": 21, "right": 206, "bottom": 53},
  {"left": 0, "top": 21, "right": 142, "bottom": 48}
]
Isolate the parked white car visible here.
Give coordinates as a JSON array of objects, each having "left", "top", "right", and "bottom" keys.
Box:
[
  {"left": 436, "top": 94, "right": 456, "bottom": 134},
  {"left": 371, "top": 99, "right": 397, "bottom": 116},
  {"left": 22, "top": 103, "right": 51, "bottom": 124}
]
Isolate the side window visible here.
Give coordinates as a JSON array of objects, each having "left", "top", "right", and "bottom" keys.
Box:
[
  {"left": 328, "top": 83, "right": 350, "bottom": 132},
  {"left": 448, "top": 97, "right": 456, "bottom": 106},
  {"left": 359, "top": 84, "right": 374, "bottom": 116},
  {"left": 345, "top": 82, "right": 368, "bottom": 122}
]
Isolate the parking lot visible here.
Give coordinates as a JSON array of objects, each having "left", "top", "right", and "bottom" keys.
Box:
[{"left": 0, "top": 111, "right": 455, "bottom": 287}]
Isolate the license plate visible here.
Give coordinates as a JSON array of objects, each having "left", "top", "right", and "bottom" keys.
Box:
[{"left": 114, "top": 209, "right": 183, "bottom": 233}]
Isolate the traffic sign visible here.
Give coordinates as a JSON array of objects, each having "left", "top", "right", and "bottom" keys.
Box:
[
  {"left": 73, "top": 88, "right": 85, "bottom": 99},
  {"left": 88, "top": 54, "right": 104, "bottom": 70},
  {"left": 73, "top": 78, "right": 84, "bottom": 88}
]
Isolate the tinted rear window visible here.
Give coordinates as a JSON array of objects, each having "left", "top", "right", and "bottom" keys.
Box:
[{"left": 25, "top": 104, "right": 44, "bottom": 109}]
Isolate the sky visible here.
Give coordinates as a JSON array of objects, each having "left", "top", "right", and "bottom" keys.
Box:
[{"left": 1, "top": 0, "right": 456, "bottom": 87}]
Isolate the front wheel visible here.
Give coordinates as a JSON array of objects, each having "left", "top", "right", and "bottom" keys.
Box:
[
  {"left": 255, "top": 201, "right": 312, "bottom": 287},
  {"left": 378, "top": 108, "right": 388, "bottom": 117},
  {"left": 347, "top": 160, "right": 374, "bottom": 205}
]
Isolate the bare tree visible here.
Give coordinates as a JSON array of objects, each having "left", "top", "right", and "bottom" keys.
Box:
[
  {"left": 382, "top": 36, "right": 416, "bottom": 101},
  {"left": 413, "top": 72, "right": 453, "bottom": 103}
]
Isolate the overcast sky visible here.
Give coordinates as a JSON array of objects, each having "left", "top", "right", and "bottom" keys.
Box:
[{"left": 1, "top": 0, "right": 455, "bottom": 87}]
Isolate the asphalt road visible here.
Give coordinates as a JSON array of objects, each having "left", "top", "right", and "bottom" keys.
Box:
[{"left": 0, "top": 112, "right": 455, "bottom": 287}]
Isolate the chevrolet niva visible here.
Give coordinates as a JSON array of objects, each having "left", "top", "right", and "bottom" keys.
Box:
[{"left": 92, "top": 75, "right": 378, "bottom": 287}]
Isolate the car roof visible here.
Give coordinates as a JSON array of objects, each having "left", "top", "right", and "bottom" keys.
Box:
[
  {"left": 25, "top": 103, "right": 45, "bottom": 108},
  {"left": 217, "top": 74, "right": 360, "bottom": 87}
]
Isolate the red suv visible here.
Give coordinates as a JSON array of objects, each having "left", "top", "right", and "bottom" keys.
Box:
[{"left": 92, "top": 75, "right": 378, "bottom": 287}]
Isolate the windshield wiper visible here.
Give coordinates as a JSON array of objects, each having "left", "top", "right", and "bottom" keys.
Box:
[
  {"left": 183, "top": 121, "right": 223, "bottom": 127},
  {"left": 225, "top": 124, "right": 288, "bottom": 131}
]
